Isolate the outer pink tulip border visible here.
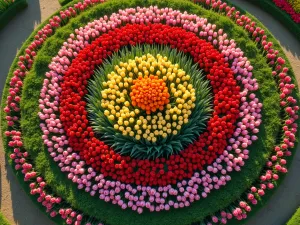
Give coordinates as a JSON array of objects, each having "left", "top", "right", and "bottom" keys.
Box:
[{"left": 1, "top": 0, "right": 299, "bottom": 224}]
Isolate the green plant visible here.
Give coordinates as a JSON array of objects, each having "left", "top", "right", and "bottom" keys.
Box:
[
  {"left": 287, "top": 208, "right": 300, "bottom": 225},
  {"left": 0, "top": 212, "right": 10, "bottom": 225},
  {"left": 58, "top": 0, "right": 72, "bottom": 6},
  {"left": 0, "top": 0, "right": 14, "bottom": 14}
]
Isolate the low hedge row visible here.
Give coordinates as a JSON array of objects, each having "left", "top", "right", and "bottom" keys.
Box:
[
  {"left": 58, "top": 0, "right": 72, "bottom": 6},
  {"left": 246, "top": 0, "right": 300, "bottom": 42},
  {"left": 287, "top": 208, "right": 300, "bottom": 225},
  {"left": 0, "top": 0, "right": 28, "bottom": 30},
  {"left": 0, "top": 212, "right": 10, "bottom": 225}
]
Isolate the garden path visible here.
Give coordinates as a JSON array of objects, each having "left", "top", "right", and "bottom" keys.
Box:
[{"left": 0, "top": 0, "right": 299, "bottom": 225}]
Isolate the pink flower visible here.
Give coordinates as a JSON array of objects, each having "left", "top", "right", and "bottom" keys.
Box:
[
  {"left": 248, "top": 193, "right": 254, "bottom": 200},
  {"left": 212, "top": 216, "right": 218, "bottom": 223},
  {"left": 258, "top": 189, "right": 265, "bottom": 196}
]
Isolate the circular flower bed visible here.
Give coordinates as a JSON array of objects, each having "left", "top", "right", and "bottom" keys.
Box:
[{"left": 1, "top": 0, "right": 299, "bottom": 225}]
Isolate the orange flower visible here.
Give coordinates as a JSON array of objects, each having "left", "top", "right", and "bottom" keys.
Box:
[{"left": 130, "top": 75, "right": 170, "bottom": 114}]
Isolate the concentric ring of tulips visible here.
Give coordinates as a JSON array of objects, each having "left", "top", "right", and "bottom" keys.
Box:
[{"left": 38, "top": 7, "right": 261, "bottom": 212}]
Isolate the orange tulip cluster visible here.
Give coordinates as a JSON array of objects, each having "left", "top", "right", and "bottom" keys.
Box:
[{"left": 130, "top": 75, "right": 170, "bottom": 114}]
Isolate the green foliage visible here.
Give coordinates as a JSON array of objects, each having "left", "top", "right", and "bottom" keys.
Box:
[
  {"left": 0, "top": 0, "right": 28, "bottom": 30},
  {"left": 58, "top": 0, "right": 72, "bottom": 6},
  {"left": 0, "top": 212, "right": 10, "bottom": 225},
  {"left": 287, "top": 208, "right": 300, "bottom": 225},
  {"left": 0, "top": 0, "right": 298, "bottom": 225},
  {"left": 0, "top": 0, "right": 14, "bottom": 14},
  {"left": 87, "top": 44, "right": 212, "bottom": 159}
]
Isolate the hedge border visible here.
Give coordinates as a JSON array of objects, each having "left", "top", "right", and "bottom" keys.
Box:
[
  {"left": 0, "top": 0, "right": 28, "bottom": 31},
  {"left": 287, "top": 208, "right": 300, "bottom": 225},
  {"left": 0, "top": 212, "right": 10, "bottom": 225},
  {"left": 246, "top": 0, "right": 300, "bottom": 43},
  {"left": 58, "top": 0, "right": 73, "bottom": 6},
  {"left": 19, "top": 0, "right": 281, "bottom": 225}
]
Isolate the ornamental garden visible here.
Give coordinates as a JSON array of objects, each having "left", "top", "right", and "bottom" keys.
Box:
[{"left": 0, "top": 0, "right": 299, "bottom": 225}]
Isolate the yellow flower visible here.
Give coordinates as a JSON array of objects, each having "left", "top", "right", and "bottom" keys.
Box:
[
  {"left": 102, "top": 53, "right": 197, "bottom": 142},
  {"left": 135, "top": 135, "right": 141, "bottom": 140}
]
